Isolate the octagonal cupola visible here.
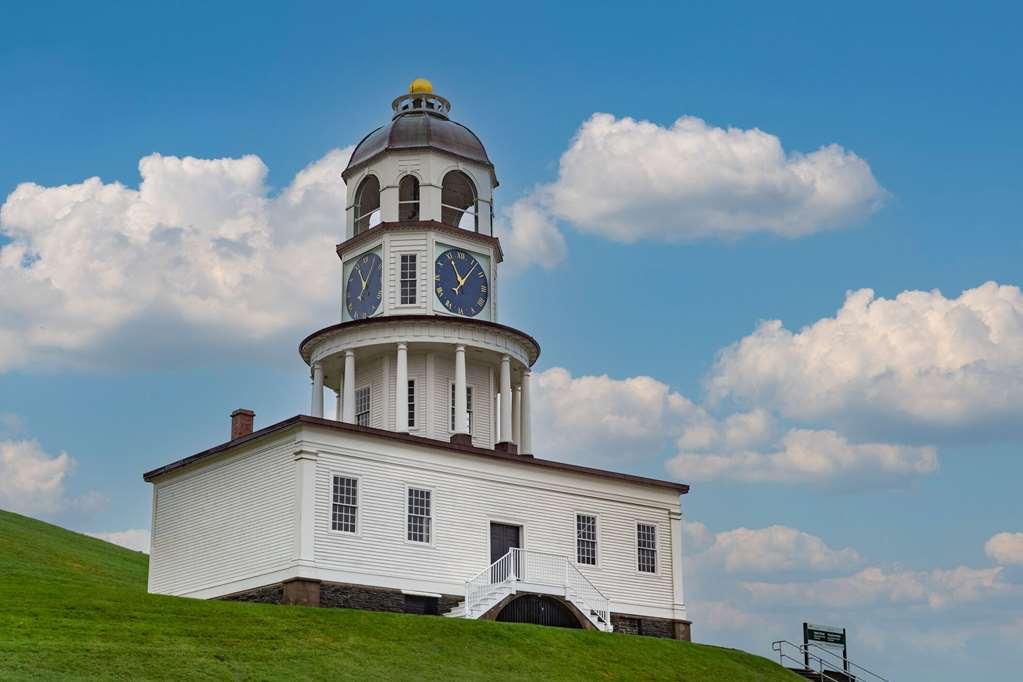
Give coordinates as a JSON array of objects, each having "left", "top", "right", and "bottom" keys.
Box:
[{"left": 341, "top": 79, "right": 497, "bottom": 239}]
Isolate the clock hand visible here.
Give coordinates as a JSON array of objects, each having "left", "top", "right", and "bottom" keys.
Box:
[
  {"left": 453, "top": 262, "right": 478, "bottom": 295},
  {"left": 354, "top": 265, "right": 367, "bottom": 300},
  {"left": 449, "top": 258, "right": 463, "bottom": 283}
]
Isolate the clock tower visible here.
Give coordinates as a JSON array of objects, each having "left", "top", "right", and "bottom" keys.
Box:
[{"left": 300, "top": 79, "right": 539, "bottom": 453}]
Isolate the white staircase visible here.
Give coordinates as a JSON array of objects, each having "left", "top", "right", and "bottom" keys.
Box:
[{"left": 444, "top": 548, "right": 613, "bottom": 632}]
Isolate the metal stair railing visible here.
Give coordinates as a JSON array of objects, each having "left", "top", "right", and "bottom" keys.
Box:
[
  {"left": 771, "top": 640, "right": 855, "bottom": 682},
  {"left": 805, "top": 642, "right": 888, "bottom": 682}
]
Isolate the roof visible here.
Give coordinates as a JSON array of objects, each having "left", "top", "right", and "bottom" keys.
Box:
[
  {"left": 342, "top": 111, "right": 497, "bottom": 185},
  {"left": 141, "top": 415, "right": 690, "bottom": 494}
]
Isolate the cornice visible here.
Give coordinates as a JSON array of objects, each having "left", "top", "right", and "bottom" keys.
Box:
[{"left": 336, "top": 221, "right": 504, "bottom": 263}]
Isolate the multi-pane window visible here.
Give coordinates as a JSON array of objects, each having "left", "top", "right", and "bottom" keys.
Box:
[
  {"left": 355, "top": 386, "right": 370, "bottom": 427},
  {"left": 331, "top": 476, "right": 358, "bottom": 533},
  {"left": 407, "top": 380, "right": 416, "bottom": 428},
  {"left": 576, "top": 514, "right": 597, "bottom": 565},
  {"left": 637, "top": 523, "right": 657, "bottom": 573},
  {"left": 450, "top": 384, "right": 473, "bottom": 432},
  {"left": 407, "top": 487, "right": 432, "bottom": 543},
  {"left": 400, "top": 254, "right": 417, "bottom": 304}
]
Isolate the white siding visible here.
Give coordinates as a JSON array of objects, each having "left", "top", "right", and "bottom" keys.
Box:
[
  {"left": 309, "top": 426, "right": 679, "bottom": 617},
  {"left": 385, "top": 232, "right": 428, "bottom": 315},
  {"left": 148, "top": 438, "right": 295, "bottom": 596}
]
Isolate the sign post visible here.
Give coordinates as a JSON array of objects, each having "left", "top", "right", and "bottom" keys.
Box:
[{"left": 803, "top": 622, "right": 848, "bottom": 673}]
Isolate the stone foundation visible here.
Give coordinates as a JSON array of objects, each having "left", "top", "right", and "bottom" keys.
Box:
[
  {"left": 222, "top": 581, "right": 691, "bottom": 641},
  {"left": 611, "top": 613, "right": 691, "bottom": 641}
]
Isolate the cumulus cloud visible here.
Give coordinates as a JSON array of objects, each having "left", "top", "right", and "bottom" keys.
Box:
[
  {"left": 0, "top": 440, "right": 74, "bottom": 514},
  {"left": 693, "top": 525, "right": 861, "bottom": 574},
  {"left": 744, "top": 565, "right": 1014, "bottom": 610},
  {"left": 0, "top": 148, "right": 352, "bottom": 372},
  {"left": 551, "top": 113, "right": 883, "bottom": 240},
  {"left": 498, "top": 198, "right": 567, "bottom": 271},
  {"left": 986, "top": 532, "right": 1023, "bottom": 565},
  {"left": 669, "top": 428, "right": 938, "bottom": 488},
  {"left": 708, "top": 282, "right": 1023, "bottom": 440},
  {"left": 531, "top": 367, "right": 698, "bottom": 465},
  {"left": 88, "top": 528, "right": 151, "bottom": 553}
]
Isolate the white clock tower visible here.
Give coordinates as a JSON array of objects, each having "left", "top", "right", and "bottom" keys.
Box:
[{"left": 300, "top": 78, "right": 539, "bottom": 453}]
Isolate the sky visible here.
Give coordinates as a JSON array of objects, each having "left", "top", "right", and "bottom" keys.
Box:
[{"left": 2, "top": 2, "right": 1022, "bottom": 679}]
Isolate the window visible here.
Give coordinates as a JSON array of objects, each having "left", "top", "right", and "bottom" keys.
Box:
[
  {"left": 402, "top": 594, "right": 438, "bottom": 615},
  {"left": 355, "top": 386, "right": 370, "bottom": 427},
  {"left": 637, "top": 523, "right": 657, "bottom": 573},
  {"left": 354, "top": 175, "right": 381, "bottom": 235},
  {"left": 398, "top": 175, "right": 420, "bottom": 221},
  {"left": 407, "top": 487, "right": 432, "bottom": 543},
  {"left": 400, "top": 254, "right": 417, "bottom": 304},
  {"left": 576, "top": 514, "right": 597, "bottom": 565},
  {"left": 331, "top": 476, "right": 358, "bottom": 533},
  {"left": 450, "top": 384, "right": 473, "bottom": 432},
  {"left": 441, "top": 171, "right": 478, "bottom": 231},
  {"left": 407, "top": 379, "right": 416, "bottom": 428}
]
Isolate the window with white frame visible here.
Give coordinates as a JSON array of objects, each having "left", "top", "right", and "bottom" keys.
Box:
[
  {"left": 407, "top": 487, "right": 432, "bottom": 543},
  {"left": 400, "top": 254, "right": 417, "bottom": 304},
  {"left": 637, "top": 523, "right": 657, "bottom": 573},
  {"left": 331, "top": 476, "right": 358, "bottom": 533},
  {"left": 450, "top": 384, "right": 473, "bottom": 432},
  {"left": 407, "top": 379, "right": 416, "bottom": 428},
  {"left": 355, "top": 386, "right": 370, "bottom": 427},
  {"left": 576, "top": 514, "right": 597, "bottom": 565}
]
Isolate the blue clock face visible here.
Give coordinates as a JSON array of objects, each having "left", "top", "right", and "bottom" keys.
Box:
[
  {"left": 345, "top": 252, "right": 382, "bottom": 319},
  {"left": 435, "top": 248, "right": 489, "bottom": 317}
]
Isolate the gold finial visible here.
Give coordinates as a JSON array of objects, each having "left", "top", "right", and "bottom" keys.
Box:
[{"left": 409, "top": 77, "right": 433, "bottom": 95}]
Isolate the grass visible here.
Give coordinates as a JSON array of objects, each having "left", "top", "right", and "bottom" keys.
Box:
[{"left": 0, "top": 509, "right": 798, "bottom": 680}]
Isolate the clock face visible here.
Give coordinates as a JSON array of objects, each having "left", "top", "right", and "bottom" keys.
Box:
[
  {"left": 434, "top": 248, "right": 489, "bottom": 317},
  {"left": 345, "top": 252, "right": 382, "bottom": 320}
]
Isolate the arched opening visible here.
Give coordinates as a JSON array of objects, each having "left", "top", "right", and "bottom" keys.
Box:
[
  {"left": 354, "top": 175, "right": 381, "bottom": 235},
  {"left": 398, "top": 175, "right": 420, "bottom": 221},
  {"left": 495, "top": 594, "right": 585, "bottom": 630},
  {"left": 441, "top": 170, "right": 478, "bottom": 231}
]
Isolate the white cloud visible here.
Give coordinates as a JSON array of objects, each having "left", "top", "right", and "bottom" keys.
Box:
[
  {"left": 744, "top": 565, "right": 1014, "bottom": 610},
  {"left": 708, "top": 282, "right": 1023, "bottom": 439},
  {"left": 986, "top": 532, "right": 1023, "bottom": 565},
  {"left": 531, "top": 367, "right": 697, "bottom": 466},
  {"left": 0, "top": 439, "right": 74, "bottom": 514},
  {"left": 0, "top": 413, "right": 23, "bottom": 436},
  {"left": 546, "top": 113, "right": 884, "bottom": 243},
  {"left": 668, "top": 428, "right": 938, "bottom": 488},
  {"left": 0, "top": 148, "right": 352, "bottom": 372},
  {"left": 497, "top": 198, "right": 567, "bottom": 271},
  {"left": 693, "top": 525, "right": 861, "bottom": 574},
  {"left": 88, "top": 528, "right": 151, "bottom": 553}
]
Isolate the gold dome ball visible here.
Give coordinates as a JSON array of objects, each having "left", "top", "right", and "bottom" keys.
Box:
[{"left": 409, "top": 78, "right": 433, "bottom": 95}]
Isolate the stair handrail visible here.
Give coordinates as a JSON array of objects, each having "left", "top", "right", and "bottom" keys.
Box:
[
  {"left": 804, "top": 641, "right": 888, "bottom": 682},
  {"left": 464, "top": 550, "right": 514, "bottom": 618},
  {"left": 771, "top": 641, "right": 852, "bottom": 682}
]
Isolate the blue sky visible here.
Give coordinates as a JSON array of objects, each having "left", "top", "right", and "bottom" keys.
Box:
[{"left": 2, "top": 2, "right": 1022, "bottom": 679}]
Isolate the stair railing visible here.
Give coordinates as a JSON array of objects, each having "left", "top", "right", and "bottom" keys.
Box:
[
  {"left": 464, "top": 551, "right": 514, "bottom": 618},
  {"left": 771, "top": 640, "right": 853, "bottom": 682},
  {"left": 805, "top": 642, "right": 888, "bottom": 682}
]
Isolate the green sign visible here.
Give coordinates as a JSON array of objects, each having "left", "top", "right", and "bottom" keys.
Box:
[{"left": 806, "top": 623, "right": 845, "bottom": 646}]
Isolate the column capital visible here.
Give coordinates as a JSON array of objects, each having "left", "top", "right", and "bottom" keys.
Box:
[
  {"left": 293, "top": 448, "right": 319, "bottom": 462},
  {"left": 344, "top": 349, "right": 355, "bottom": 358},
  {"left": 397, "top": 341, "right": 408, "bottom": 350}
]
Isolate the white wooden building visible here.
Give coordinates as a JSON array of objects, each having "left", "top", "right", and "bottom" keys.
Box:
[{"left": 144, "top": 79, "right": 692, "bottom": 639}]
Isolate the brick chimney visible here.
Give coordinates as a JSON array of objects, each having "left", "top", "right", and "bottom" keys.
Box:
[{"left": 230, "top": 409, "right": 255, "bottom": 440}]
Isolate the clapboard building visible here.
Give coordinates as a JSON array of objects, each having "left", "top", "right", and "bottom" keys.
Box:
[{"left": 143, "top": 79, "right": 692, "bottom": 640}]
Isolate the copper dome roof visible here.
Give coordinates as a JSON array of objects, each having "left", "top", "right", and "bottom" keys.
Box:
[{"left": 342, "top": 90, "right": 497, "bottom": 186}]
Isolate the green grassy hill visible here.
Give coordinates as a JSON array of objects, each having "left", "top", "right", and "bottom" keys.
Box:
[{"left": 0, "top": 509, "right": 797, "bottom": 681}]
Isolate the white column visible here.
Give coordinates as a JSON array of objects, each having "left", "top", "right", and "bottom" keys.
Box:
[
  {"left": 395, "top": 343, "right": 408, "bottom": 432},
  {"left": 513, "top": 385, "right": 522, "bottom": 445},
  {"left": 310, "top": 362, "right": 324, "bottom": 418},
  {"left": 294, "top": 448, "right": 318, "bottom": 565},
  {"left": 671, "top": 511, "right": 686, "bottom": 616},
  {"left": 520, "top": 369, "right": 532, "bottom": 455},
  {"left": 453, "top": 345, "right": 469, "bottom": 435},
  {"left": 499, "top": 355, "right": 512, "bottom": 445},
  {"left": 342, "top": 350, "right": 356, "bottom": 424},
  {"left": 334, "top": 389, "right": 342, "bottom": 422}
]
